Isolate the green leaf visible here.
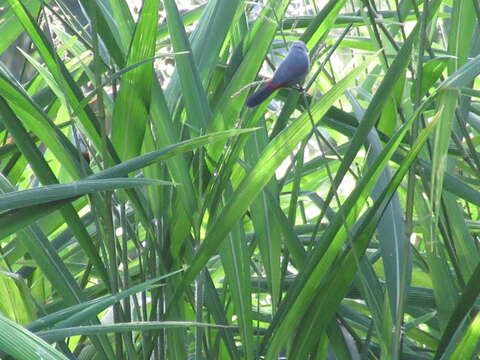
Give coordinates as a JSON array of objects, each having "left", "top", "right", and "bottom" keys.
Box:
[
  {"left": 38, "top": 321, "right": 232, "bottom": 343},
  {"left": 0, "top": 313, "right": 69, "bottom": 360},
  {"left": 111, "top": 0, "right": 159, "bottom": 160},
  {"left": 163, "top": 0, "right": 211, "bottom": 132},
  {"left": 0, "top": 178, "right": 171, "bottom": 213},
  {"left": 410, "top": 57, "right": 450, "bottom": 100}
]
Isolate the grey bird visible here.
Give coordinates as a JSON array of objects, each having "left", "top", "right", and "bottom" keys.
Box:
[{"left": 246, "top": 41, "right": 310, "bottom": 107}]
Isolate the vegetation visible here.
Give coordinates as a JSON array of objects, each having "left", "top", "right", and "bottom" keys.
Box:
[{"left": 0, "top": 0, "right": 479, "bottom": 359}]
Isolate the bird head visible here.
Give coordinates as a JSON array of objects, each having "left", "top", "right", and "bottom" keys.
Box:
[{"left": 291, "top": 41, "right": 307, "bottom": 52}]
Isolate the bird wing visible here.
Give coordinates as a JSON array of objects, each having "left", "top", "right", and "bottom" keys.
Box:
[{"left": 270, "top": 47, "right": 309, "bottom": 88}]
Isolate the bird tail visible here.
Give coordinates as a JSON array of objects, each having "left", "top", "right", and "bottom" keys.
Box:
[{"left": 246, "top": 84, "right": 275, "bottom": 107}]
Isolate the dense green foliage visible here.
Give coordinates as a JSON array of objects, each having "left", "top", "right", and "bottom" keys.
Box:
[{"left": 0, "top": 0, "right": 479, "bottom": 359}]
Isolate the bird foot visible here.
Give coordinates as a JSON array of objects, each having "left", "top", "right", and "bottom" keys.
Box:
[{"left": 292, "top": 85, "right": 305, "bottom": 93}]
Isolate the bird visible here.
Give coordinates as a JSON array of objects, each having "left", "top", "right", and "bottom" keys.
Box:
[{"left": 246, "top": 40, "right": 310, "bottom": 108}]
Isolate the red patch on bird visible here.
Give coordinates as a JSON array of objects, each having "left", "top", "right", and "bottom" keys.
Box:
[{"left": 270, "top": 82, "right": 288, "bottom": 91}]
